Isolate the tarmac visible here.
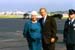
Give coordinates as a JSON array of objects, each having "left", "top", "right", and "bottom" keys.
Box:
[
  {"left": 0, "top": 19, "right": 66, "bottom": 50},
  {"left": 0, "top": 32, "right": 66, "bottom": 50}
]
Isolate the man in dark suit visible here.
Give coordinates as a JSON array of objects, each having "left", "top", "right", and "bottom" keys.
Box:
[
  {"left": 63, "top": 9, "right": 75, "bottom": 50},
  {"left": 39, "top": 8, "right": 57, "bottom": 50}
]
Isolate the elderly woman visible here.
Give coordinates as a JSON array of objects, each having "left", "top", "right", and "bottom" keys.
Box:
[{"left": 23, "top": 11, "right": 42, "bottom": 50}]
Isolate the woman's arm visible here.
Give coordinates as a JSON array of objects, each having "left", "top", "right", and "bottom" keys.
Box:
[{"left": 23, "top": 22, "right": 29, "bottom": 38}]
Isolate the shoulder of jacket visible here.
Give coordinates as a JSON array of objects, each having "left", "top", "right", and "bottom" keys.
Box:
[
  {"left": 66, "top": 18, "right": 69, "bottom": 22},
  {"left": 46, "top": 15, "right": 52, "bottom": 19},
  {"left": 25, "top": 20, "right": 31, "bottom": 25},
  {"left": 48, "top": 15, "right": 55, "bottom": 21},
  {"left": 73, "top": 20, "right": 75, "bottom": 23}
]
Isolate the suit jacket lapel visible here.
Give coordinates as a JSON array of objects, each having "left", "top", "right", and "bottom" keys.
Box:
[
  {"left": 44, "top": 15, "right": 49, "bottom": 25},
  {"left": 72, "top": 19, "right": 75, "bottom": 24}
]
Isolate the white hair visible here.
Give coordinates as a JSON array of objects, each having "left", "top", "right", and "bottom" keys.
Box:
[{"left": 31, "top": 11, "right": 38, "bottom": 15}]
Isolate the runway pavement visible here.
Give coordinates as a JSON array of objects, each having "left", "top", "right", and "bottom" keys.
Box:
[
  {"left": 0, "top": 19, "right": 66, "bottom": 50},
  {"left": 0, "top": 32, "right": 66, "bottom": 50}
]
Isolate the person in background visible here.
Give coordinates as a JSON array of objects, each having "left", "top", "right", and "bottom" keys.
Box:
[
  {"left": 63, "top": 9, "right": 75, "bottom": 50},
  {"left": 39, "top": 8, "right": 58, "bottom": 50},
  {"left": 23, "top": 11, "right": 42, "bottom": 50}
]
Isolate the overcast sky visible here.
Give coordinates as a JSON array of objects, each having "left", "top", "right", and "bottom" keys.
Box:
[{"left": 0, "top": 0, "right": 74, "bottom": 12}]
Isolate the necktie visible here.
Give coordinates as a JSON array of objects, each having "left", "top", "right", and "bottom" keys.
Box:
[{"left": 42, "top": 18, "right": 45, "bottom": 25}]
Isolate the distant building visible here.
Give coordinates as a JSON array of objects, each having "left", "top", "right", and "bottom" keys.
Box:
[{"left": 0, "top": 11, "right": 26, "bottom": 15}]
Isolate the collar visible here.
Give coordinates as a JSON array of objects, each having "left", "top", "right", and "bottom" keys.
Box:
[
  {"left": 32, "top": 20, "right": 37, "bottom": 23},
  {"left": 44, "top": 15, "right": 47, "bottom": 18},
  {"left": 43, "top": 15, "right": 47, "bottom": 22},
  {"left": 69, "top": 18, "right": 75, "bottom": 22}
]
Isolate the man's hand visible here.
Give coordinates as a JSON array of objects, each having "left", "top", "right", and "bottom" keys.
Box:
[{"left": 51, "top": 38, "right": 55, "bottom": 43}]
